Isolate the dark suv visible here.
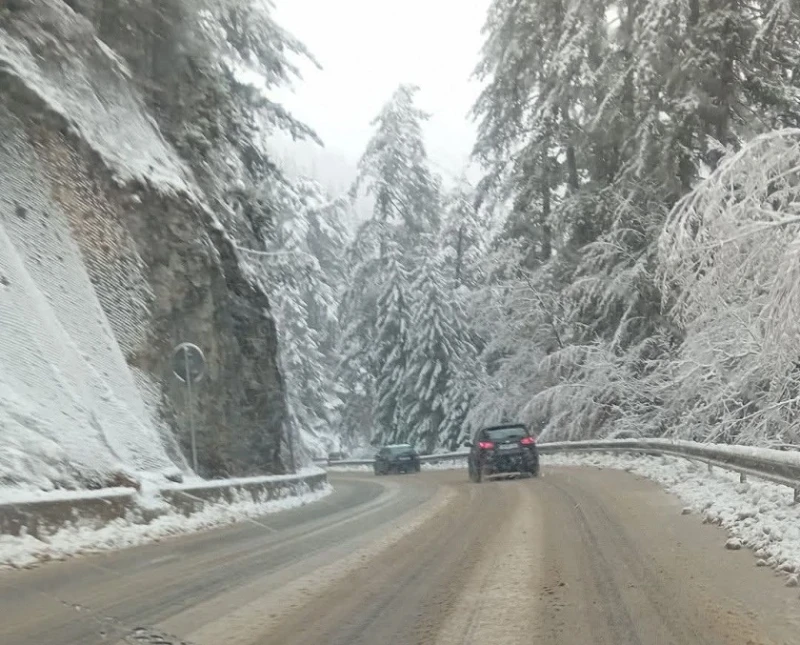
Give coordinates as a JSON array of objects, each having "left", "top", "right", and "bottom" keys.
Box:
[
  {"left": 465, "top": 424, "right": 539, "bottom": 482},
  {"left": 373, "top": 444, "right": 421, "bottom": 475}
]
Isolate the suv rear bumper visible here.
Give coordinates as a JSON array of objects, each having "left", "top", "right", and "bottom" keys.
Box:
[{"left": 481, "top": 449, "right": 539, "bottom": 474}]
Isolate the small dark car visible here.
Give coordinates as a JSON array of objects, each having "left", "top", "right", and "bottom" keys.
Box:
[
  {"left": 327, "top": 451, "right": 346, "bottom": 464},
  {"left": 374, "top": 444, "right": 421, "bottom": 475},
  {"left": 465, "top": 424, "right": 539, "bottom": 482}
]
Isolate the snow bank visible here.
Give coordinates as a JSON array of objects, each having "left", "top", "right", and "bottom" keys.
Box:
[
  {"left": 545, "top": 452, "right": 800, "bottom": 582},
  {"left": 0, "top": 473, "right": 332, "bottom": 569}
]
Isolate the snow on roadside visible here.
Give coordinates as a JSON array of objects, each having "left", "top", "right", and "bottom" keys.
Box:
[
  {"left": 422, "top": 459, "right": 467, "bottom": 471},
  {"left": 327, "top": 464, "right": 372, "bottom": 473},
  {"left": 0, "top": 481, "right": 332, "bottom": 570},
  {"left": 544, "top": 452, "right": 800, "bottom": 582}
]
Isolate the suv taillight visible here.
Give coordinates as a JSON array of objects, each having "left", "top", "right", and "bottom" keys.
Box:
[
  {"left": 520, "top": 436, "right": 536, "bottom": 445},
  {"left": 478, "top": 441, "right": 495, "bottom": 450}
]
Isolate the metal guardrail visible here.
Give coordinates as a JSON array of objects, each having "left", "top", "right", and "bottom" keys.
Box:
[
  {"left": 539, "top": 439, "right": 800, "bottom": 494},
  {"left": 327, "top": 439, "right": 800, "bottom": 500},
  {"left": 326, "top": 451, "right": 469, "bottom": 468}
]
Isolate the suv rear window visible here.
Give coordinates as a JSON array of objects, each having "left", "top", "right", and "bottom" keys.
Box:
[
  {"left": 484, "top": 426, "right": 528, "bottom": 442},
  {"left": 387, "top": 445, "right": 414, "bottom": 455}
]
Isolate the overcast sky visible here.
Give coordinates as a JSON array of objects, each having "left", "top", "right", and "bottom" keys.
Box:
[{"left": 272, "top": 0, "right": 490, "bottom": 178}]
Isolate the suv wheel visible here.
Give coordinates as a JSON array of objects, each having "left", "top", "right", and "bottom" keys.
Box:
[
  {"left": 521, "top": 453, "right": 539, "bottom": 478},
  {"left": 523, "top": 463, "right": 540, "bottom": 478},
  {"left": 469, "top": 460, "right": 483, "bottom": 483}
]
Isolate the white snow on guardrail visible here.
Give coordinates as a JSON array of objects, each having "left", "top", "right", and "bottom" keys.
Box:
[
  {"left": 541, "top": 438, "right": 800, "bottom": 469},
  {"left": 156, "top": 466, "right": 326, "bottom": 492}
]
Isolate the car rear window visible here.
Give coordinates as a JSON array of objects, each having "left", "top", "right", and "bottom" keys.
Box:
[
  {"left": 484, "top": 427, "right": 528, "bottom": 441},
  {"left": 388, "top": 445, "right": 414, "bottom": 455}
]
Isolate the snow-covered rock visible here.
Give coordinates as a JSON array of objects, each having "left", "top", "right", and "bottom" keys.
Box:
[
  {"left": 725, "top": 538, "right": 743, "bottom": 550},
  {"left": 0, "top": 0, "right": 291, "bottom": 490}
]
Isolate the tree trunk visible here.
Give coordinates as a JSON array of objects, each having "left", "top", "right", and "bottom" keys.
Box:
[
  {"left": 455, "top": 224, "right": 465, "bottom": 284},
  {"left": 540, "top": 143, "right": 553, "bottom": 260}
]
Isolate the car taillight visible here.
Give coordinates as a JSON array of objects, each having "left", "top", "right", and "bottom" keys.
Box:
[
  {"left": 478, "top": 441, "right": 495, "bottom": 450},
  {"left": 520, "top": 436, "right": 536, "bottom": 445}
]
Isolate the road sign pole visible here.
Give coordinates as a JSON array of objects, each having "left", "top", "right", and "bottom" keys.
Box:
[
  {"left": 172, "top": 342, "right": 206, "bottom": 476},
  {"left": 287, "top": 422, "right": 296, "bottom": 474},
  {"left": 185, "top": 349, "right": 197, "bottom": 473}
]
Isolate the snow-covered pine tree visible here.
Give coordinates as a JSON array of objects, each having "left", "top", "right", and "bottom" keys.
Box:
[
  {"left": 432, "top": 183, "right": 490, "bottom": 448},
  {"left": 193, "top": 0, "right": 321, "bottom": 144},
  {"left": 437, "top": 299, "right": 483, "bottom": 450},
  {"left": 440, "top": 183, "right": 490, "bottom": 288},
  {"left": 336, "top": 218, "right": 384, "bottom": 444},
  {"left": 403, "top": 246, "right": 463, "bottom": 453},
  {"left": 338, "top": 84, "right": 446, "bottom": 448},
  {"left": 351, "top": 84, "right": 442, "bottom": 243},
  {"left": 250, "top": 177, "right": 350, "bottom": 458},
  {"left": 371, "top": 239, "right": 411, "bottom": 445},
  {"left": 296, "top": 180, "right": 350, "bottom": 361}
]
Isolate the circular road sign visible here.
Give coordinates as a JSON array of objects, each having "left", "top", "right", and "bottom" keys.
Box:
[{"left": 172, "top": 342, "right": 206, "bottom": 385}]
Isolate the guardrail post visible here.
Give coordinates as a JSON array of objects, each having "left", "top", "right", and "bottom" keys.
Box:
[
  {"left": 708, "top": 463, "right": 713, "bottom": 474},
  {"left": 794, "top": 487, "right": 800, "bottom": 505},
  {"left": 739, "top": 473, "right": 747, "bottom": 484}
]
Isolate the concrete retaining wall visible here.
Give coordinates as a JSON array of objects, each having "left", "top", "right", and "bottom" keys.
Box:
[{"left": 0, "top": 471, "right": 327, "bottom": 538}]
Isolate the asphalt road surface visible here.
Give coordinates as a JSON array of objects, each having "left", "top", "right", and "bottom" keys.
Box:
[{"left": 2, "top": 468, "right": 800, "bottom": 645}]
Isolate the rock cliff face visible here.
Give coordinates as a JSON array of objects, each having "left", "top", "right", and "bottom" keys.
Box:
[{"left": 0, "top": 0, "right": 290, "bottom": 489}]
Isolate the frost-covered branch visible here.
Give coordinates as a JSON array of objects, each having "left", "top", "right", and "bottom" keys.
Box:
[{"left": 660, "top": 129, "right": 800, "bottom": 367}]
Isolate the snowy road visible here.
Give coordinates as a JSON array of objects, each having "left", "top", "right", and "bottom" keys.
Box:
[{"left": 2, "top": 469, "right": 800, "bottom": 645}]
